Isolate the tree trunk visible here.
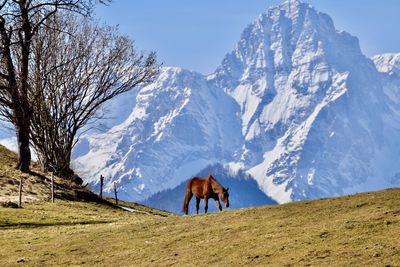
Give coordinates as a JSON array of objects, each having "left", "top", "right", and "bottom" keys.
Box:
[
  {"left": 15, "top": 117, "right": 31, "bottom": 172},
  {"left": 54, "top": 143, "right": 74, "bottom": 178}
]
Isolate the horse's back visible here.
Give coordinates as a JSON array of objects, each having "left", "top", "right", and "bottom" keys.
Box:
[{"left": 190, "top": 177, "right": 208, "bottom": 187}]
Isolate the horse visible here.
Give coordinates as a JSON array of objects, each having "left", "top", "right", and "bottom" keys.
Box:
[{"left": 182, "top": 175, "right": 229, "bottom": 215}]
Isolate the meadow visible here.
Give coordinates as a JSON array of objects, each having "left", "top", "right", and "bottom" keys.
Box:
[
  {"left": 1, "top": 145, "right": 400, "bottom": 266},
  {"left": 1, "top": 188, "right": 400, "bottom": 266}
]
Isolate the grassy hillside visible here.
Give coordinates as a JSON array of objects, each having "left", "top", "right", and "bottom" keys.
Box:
[
  {"left": 1, "top": 188, "right": 399, "bottom": 266},
  {"left": 0, "top": 145, "right": 97, "bottom": 205},
  {"left": 1, "top": 145, "right": 400, "bottom": 266}
]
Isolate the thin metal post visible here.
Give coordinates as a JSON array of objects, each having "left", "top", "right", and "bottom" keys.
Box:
[
  {"left": 51, "top": 172, "right": 54, "bottom": 203},
  {"left": 100, "top": 175, "right": 104, "bottom": 199},
  {"left": 114, "top": 182, "right": 118, "bottom": 206},
  {"left": 18, "top": 177, "right": 23, "bottom": 208}
]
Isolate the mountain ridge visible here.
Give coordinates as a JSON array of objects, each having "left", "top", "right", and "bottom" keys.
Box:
[{"left": 73, "top": 0, "right": 400, "bottom": 203}]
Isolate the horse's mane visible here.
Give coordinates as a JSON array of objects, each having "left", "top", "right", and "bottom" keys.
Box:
[{"left": 209, "top": 175, "right": 223, "bottom": 192}]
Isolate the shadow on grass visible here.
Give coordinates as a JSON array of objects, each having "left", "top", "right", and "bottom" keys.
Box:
[{"left": 0, "top": 220, "right": 112, "bottom": 229}]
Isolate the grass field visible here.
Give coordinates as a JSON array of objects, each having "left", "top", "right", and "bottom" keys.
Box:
[
  {"left": 1, "top": 188, "right": 400, "bottom": 266},
  {"left": 1, "top": 145, "right": 400, "bottom": 266}
]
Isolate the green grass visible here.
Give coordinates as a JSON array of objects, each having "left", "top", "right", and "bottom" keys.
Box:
[{"left": 1, "top": 188, "right": 400, "bottom": 266}]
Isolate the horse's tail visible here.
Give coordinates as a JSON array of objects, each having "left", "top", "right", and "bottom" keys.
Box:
[{"left": 182, "top": 179, "right": 192, "bottom": 215}]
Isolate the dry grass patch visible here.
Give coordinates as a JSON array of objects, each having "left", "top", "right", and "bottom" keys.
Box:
[
  {"left": 1, "top": 188, "right": 400, "bottom": 266},
  {"left": 0, "top": 145, "right": 101, "bottom": 205}
]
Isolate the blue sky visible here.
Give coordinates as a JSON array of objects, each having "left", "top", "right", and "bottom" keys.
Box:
[{"left": 95, "top": 0, "right": 400, "bottom": 74}]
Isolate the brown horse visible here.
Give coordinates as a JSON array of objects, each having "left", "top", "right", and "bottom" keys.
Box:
[{"left": 182, "top": 175, "right": 229, "bottom": 215}]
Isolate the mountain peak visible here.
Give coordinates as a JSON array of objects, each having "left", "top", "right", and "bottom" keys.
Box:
[
  {"left": 264, "top": 0, "right": 312, "bottom": 21},
  {"left": 212, "top": 0, "right": 361, "bottom": 93},
  {"left": 280, "top": 0, "right": 308, "bottom": 11}
]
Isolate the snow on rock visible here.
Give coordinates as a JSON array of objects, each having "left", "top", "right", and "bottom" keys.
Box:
[{"left": 372, "top": 53, "right": 400, "bottom": 76}]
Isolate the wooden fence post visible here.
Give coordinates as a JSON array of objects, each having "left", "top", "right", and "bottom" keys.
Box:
[
  {"left": 51, "top": 172, "right": 55, "bottom": 203},
  {"left": 18, "top": 177, "right": 23, "bottom": 208},
  {"left": 114, "top": 182, "right": 118, "bottom": 206},
  {"left": 100, "top": 175, "right": 104, "bottom": 199}
]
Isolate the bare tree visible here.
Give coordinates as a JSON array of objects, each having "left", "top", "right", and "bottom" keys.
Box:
[
  {"left": 0, "top": 0, "right": 106, "bottom": 172},
  {"left": 29, "top": 14, "right": 158, "bottom": 178}
]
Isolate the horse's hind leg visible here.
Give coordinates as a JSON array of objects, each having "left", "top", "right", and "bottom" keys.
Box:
[
  {"left": 185, "top": 193, "right": 193, "bottom": 215},
  {"left": 196, "top": 197, "right": 200, "bottom": 214}
]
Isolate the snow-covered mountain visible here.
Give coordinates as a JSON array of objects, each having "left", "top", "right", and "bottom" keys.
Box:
[{"left": 60, "top": 0, "right": 400, "bottom": 203}]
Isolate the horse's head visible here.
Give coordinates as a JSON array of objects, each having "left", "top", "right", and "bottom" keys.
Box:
[{"left": 220, "top": 187, "right": 230, "bottom": 208}]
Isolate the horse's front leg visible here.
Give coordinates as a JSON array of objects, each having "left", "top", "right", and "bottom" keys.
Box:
[
  {"left": 204, "top": 197, "right": 209, "bottom": 214},
  {"left": 215, "top": 199, "right": 222, "bottom": 211},
  {"left": 196, "top": 197, "right": 200, "bottom": 214}
]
